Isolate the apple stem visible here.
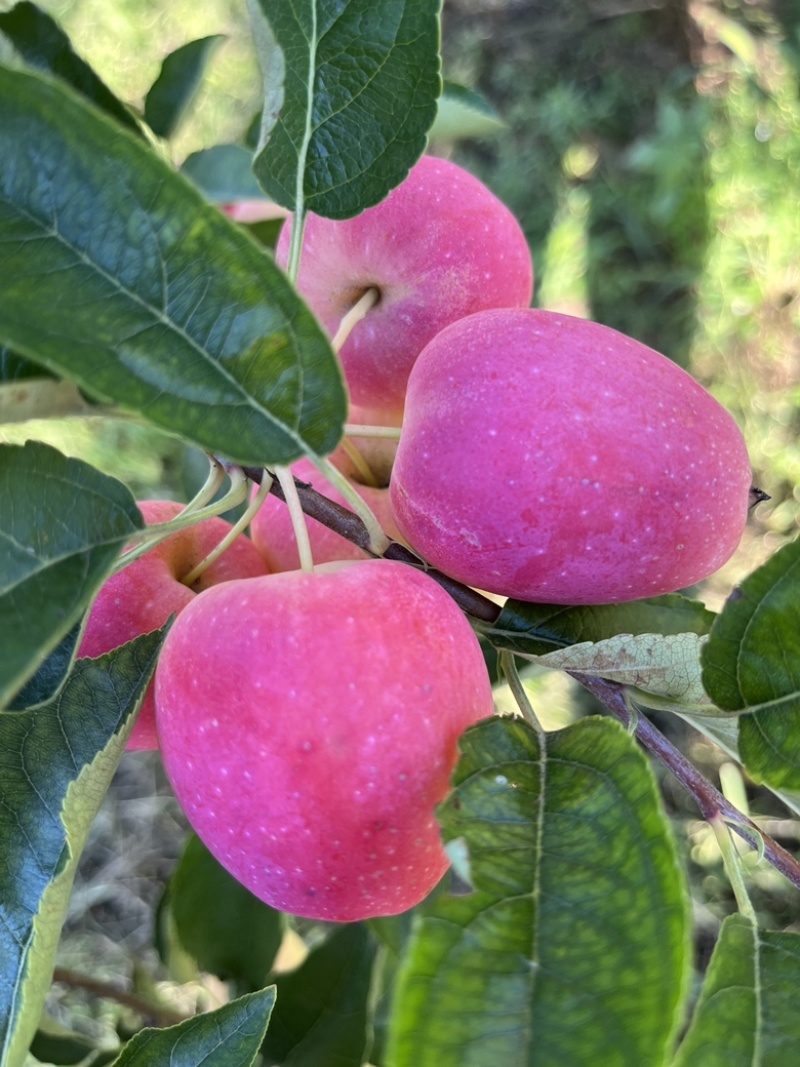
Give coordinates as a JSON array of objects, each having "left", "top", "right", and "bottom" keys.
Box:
[
  {"left": 343, "top": 423, "right": 403, "bottom": 440},
  {"left": 310, "top": 453, "right": 391, "bottom": 557},
  {"left": 709, "top": 813, "right": 758, "bottom": 922},
  {"left": 330, "top": 287, "right": 380, "bottom": 353},
  {"left": 275, "top": 464, "right": 315, "bottom": 572},
  {"left": 500, "top": 651, "right": 544, "bottom": 736},
  {"left": 339, "top": 436, "right": 379, "bottom": 488},
  {"left": 111, "top": 468, "right": 250, "bottom": 575},
  {"left": 179, "top": 472, "right": 275, "bottom": 588},
  {"left": 178, "top": 455, "right": 228, "bottom": 516}
]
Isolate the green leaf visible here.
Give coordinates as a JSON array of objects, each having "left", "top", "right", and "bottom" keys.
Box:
[
  {"left": 262, "top": 924, "right": 377, "bottom": 1067},
  {"left": 250, "top": 0, "right": 442, "bottom": 219},
  {"left": 429, "top": 80, "right": 505, "bottom": 141},
  {"left": 702, "top": 537, "right": 800, "bottom": 790},
  {"left": 0, "top": 630, "right": 166, "bottom": 1067},
  {"left": 108, "top": 988, "right": 276, "bottom": 1067},
  {"left": 0, "top": 66, "right": 347, "bottom": 466},
  {"left": 29, "top": 1015, "right": 99, "bottom": 1066},
  {"left": 0, "top": 441, "right": 143, "bottom": 708},
  {"left": 484, "top": 593, "right": 714, "bottom": 658},
  {"left": 144, "top": 35, "right": 224, "bottom": 140},
  {"left": 181, "top": 144, "right": 266, "bottom": 202},
  {"left": 164, "top": 834, "right": 284, "bottom": 993},
  {"left": 388, "top": 716, "right": 691, "bottom": 1067},
  {"left": 0, "top": 1, "right": 141, "bottom": 134},
  {"left": 672, "top": 914, "right": 800, "bottom": 1067}
]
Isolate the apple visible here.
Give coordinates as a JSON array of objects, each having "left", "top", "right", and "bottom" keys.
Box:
[
  {"left": 79, "top": 500, "right": 268, "bottom": 750},
  {"left": 154, "top": 559, "right": 494, "bottom": 921},
  {"left": 390, "top": 308, "right": 753, "bottom": 604},
  {"left": 277, "top": 154, "right": 534, "bottom": 414},
  {"left": 250, "top": 451, "right": 404, "bottom": 572}
]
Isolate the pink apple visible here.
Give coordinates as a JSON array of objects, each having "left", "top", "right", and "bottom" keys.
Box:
[
  {"left": 277, "top": 154, "right": 534, "bottom": 414},
  {"left": 250, "top": 453, "right": 404, "bottom": 572},
  {"left": 79, "top": 500, "right": 268, "bottom": 750},
  {"left": 390, "top": 308, "right": 753, "bottom": 604},
  {"left": 154, "top": 559, "right": 494, "bottom": 921}
]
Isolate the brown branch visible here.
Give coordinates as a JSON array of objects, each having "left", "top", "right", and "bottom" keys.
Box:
[
  {"left": 239, "top": 464, "right": 800, "bottom": 892},
  {"left": 572, "top": 673, "right": 800, "bottom": 893},
  {"left": 242, "top": 465, "right": 500, "bottom": 622},
  {"left": 52, "top": 966, "right": 189, "bottom": 1027}
]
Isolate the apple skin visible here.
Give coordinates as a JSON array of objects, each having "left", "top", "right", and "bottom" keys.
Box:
[
  {"left": 250, "top": 453, "right": 404, "bottom": 572},
  {"left": 78, "top": 500, "right": 268, "bottom": 750},
  {"left": 277, "top": 154, "right": 534, "bottom": 414},
  {"left": 154, "top": 559, "right": 494, "bottom": 921},
  {"left": 390, "top": 308, "right": 753, "bottom": 604}
]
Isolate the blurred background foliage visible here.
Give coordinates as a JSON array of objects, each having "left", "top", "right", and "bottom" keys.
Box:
[{"left": 3, "top": 0, "right": 800, "bottom": 1054}]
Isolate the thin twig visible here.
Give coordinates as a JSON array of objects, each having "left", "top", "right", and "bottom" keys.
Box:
[
  {"left": 52, "top": 967, "right": 190, "bottom": 1027},
  {"left": 572, "top": 673, "right": 800, "bottom": 893}
]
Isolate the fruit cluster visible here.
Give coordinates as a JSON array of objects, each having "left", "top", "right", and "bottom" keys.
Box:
[{"left": 81, "top": 155, "right": 752, "bottom": 922}]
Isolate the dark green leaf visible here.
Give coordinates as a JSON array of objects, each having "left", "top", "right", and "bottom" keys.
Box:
[
  {"left": 0, "top": 1, "right": 140, "bottom": 134},
  {"left": 108, "top": 988, "right": 276, "bottom": 1067},
  {"left": 0, "top": 441, "right": 143, "bottom": 708},
  {"left": 0, "top": 630, "right": 166, "bottom": 1067},
  {"left": 388, "top": 716, "right": 691, "bottom": 1066},
  {"left": 702, "top": 537, "right": 800, "bottom": 790},
  {"left": 251, "top": 0, "right": 442, "bottom": 219},
  {"left": 0, "top": 66, "right": 347, "bottom": 466},
  {"left": 485, "top": 593, "right": 714, "bottom": 658},
  {"left": 165, "top": 834, "right": 284, "bottom": 993},
  {"left": 7, "top": 620, "right": 81, "bottom": 710},
  {"left": 672, "top": 914, "right": 800, "bottom": 1067},
  {"left": 181, "top": 144, "right": 266, "bottom": 202},
  {"left": 144, "top": 35, "right": 223, "bottom": 140},
  {"left": 262, "top": 924, "right": 377, "bottom": 1067}
]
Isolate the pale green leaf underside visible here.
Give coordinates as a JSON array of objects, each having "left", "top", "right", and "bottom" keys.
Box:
[
  {"left": 672, "top": 914, "right": 800, "bottom": 1067},
  {"left": 0, "top": 440, "right": 142, "bottom": 708},
  {"left": 388, "top": 716, "right": 690, "bottom": 1067},
  {"left": 109, "top": 988, "right": 276, "bottom": 1067},
  {"left": 0, "top": 631, "right": 165, "bottom": 1067},
  {"left": 251, "top": 0, "right": 442, "bottom": 219},
  {"left": 0, "top": 65, "right": 346, "bottom": 466}
]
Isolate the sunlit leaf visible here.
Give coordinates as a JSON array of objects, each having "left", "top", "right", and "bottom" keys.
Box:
[
  {"left": 672, "top": 914, "right": 800, "bottom": 1066},
  {"left": 388, "top": 716, "right": 690, "bottom": 1066},
  {"left": 250, "top": 0, "right": 442, "bottom": 219}
]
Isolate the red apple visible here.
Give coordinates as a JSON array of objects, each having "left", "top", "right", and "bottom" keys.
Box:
[
  {"left": 154, "top": 559, "right": 494, "bottom": 921},
  {"left": 277, "top": 154, "right": 534, "bottom": 414},
  {"left": 250, "top": 450, "right": 404, "bottom": 572},
  {"left": 79, "top": 500, "right": 268, "bottom": 749},
  {"left": 390, "top": 308, "right": 753, "bottom": 604}
]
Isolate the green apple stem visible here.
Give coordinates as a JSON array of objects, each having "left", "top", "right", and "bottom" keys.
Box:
[
  {"left": 710, "top": 814, "right": 758, "bottom": 922},
  {"left": 178, "top": 455, "right": 228, "bottom": 516},
  {"left": 343, "top": 423, "right": 403, "bottom": 439},
  {"left": 111, "top": 468, "right": 250, "bottom": 574},
  {"left": 330, "top": 287, "right": 380, "bottom": 352},
  {"left": 310, "top": 453, "right": 391, "bottom": 557},
  {"left": 179, "top": 472, "right": 274, "bottom": 587},
  {"left": 339, "top": 436, "right": 379, "bottom": 488},
  {"left": 499, "top": 651, "right": 544, "bottom": 735},
  {"left": 275, "top": 464, "right": 315, "bottom": 572}
]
